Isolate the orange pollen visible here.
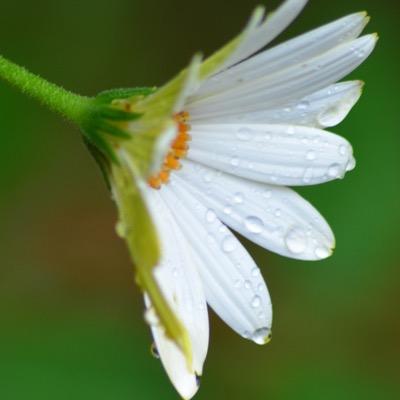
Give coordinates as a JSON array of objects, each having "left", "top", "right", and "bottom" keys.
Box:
[{"left": 148, "top": 111, "right": 191, "bottom": 189}]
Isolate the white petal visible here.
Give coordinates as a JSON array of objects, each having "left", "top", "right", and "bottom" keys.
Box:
[
  {"left": 188, "top": 34, "right": 377, "bottom": 117},
  {"left": 193, "top": 12, "right": 369, "bottom": 100},
  {"left": 188, "top": 123, "right": 355, "bottom": 186},
  {"left": 190, "top": 81, "right": 363, "bottom": 128},
  {"left": 176, "top": 160, "right": 334, "bottom": 260},
  {"left": 160, "top": 182, "right": 273, "bottom": 344},
  {"left": 145, "top": 189, "right": 209, "bottom": 399},
  {"left": 219, "top": 0, "right": 307, "bottom": 72},
  {"left": 145, "top": 297, "right": 199, "bottom": 400}
]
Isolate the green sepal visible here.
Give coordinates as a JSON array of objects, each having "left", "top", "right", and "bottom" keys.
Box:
[
  {"left": 96, "top": 87, "right": 157, "bottom": 104},
  {"left": 83, "top": 136, "right": 112, "bottom": 190},
  {"left": 96, "top": 120, "right": 132, "bottom": 139},
  {"left": 82, "top": 126, "right": 119, "bottom": 165},
  {"left": 98, "top": 107, "right": 142, "bottom": 121}
]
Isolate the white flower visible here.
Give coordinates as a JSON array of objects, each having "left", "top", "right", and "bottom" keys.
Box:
[{"left": 111, "top": 0, "right": 377, "bottom": 398}]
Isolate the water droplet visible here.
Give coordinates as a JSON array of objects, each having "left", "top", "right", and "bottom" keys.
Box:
[
  {"left": 203, "top": 171, "right": 215, "bottom": 183},
  {"left": 327, "top": 163, "right": 342, "bottom": 178},
  {"left": 346, "top": 156, "right": 356, "bottom": 171},
  {"left": 233, "top": 192, "right": 244, "bottom": 204},
  {"left": 222, "top": 236, "right": 236, "bottom": 253},
  {"left": 338, "top": 144, "right": 348, "bottom": 156},
  {"left": 251, "top": 268, "right": 260, "bottom": 277},
  {"left": 237, "top": 127, "right": 252, "bottom": 141},
  {"left": 195, "top": 374, "right": 201, "bottom": 387},
  {"left": 223, "top": 205, "right": 232, "bottom": 215},
  {"left": 244, "top": 280, "right": 252, "bottom": 289},
  {"left": 242, "top": 330, "right": 251, "bottom": 339},
  {"left": 263, "top": 190, "right": 272, "bottom": 199},
  {"left": 315, "top": 246, "right": 331, "bottom": 259},
  {"left": 303, "top": 168, "right": 313, "bottom": 184},
  {"left": 145, "top": 307, "right": 160, "bottom": 327},
  {"left": 285, "top": 228, "right": 307, "bottom": 254},
  {"left": 318, "top": 106, "right": 342, "bottom": 127},
  {"left": 205, "top": 209, "right": 217, "bottom": 223},
  {"left": 244, "top": 216, "right": 264, "bottom": 234},
  {"left": 257, "top": 283, "right": 264, "bottom": 292},
  {"left": 306, "top": 150, "right": 316, "bottom": 161},
  {"left": 230, "top": 156, "right": 239, "bottom": 167},
  {"left": 274, "top": 209, "right": 282, "bottom": 217},
  {"left": 150, "top": 342, "right": 160, "bottom": 359},
  {"left": 297, "top": 100, "right": 310, "bottom": 110},
  {"left": 251, "top": 327, "right": 271, "bottom": 345},
  {"left": 286, "top": 126, "right": 295, "bottom": 135},
  {"left": 251, "top": 295, "right": 261, "bottom": 308},
  {"left": 219, "top": 225, "right": 228, "bottom": 234}
]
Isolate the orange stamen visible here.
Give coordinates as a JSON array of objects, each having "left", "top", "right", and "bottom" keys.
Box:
[{"left": 148, "top": 112, "right": 191, "bottom": 189}]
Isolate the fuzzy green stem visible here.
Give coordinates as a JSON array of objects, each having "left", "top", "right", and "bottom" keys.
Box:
[{"left": 0, "top": 55, "right": 92, "bottom": 124}]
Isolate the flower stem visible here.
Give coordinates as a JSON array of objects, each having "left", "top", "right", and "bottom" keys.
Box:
[{"left": 0, "top": 55, "right": 92, "bottom": 124}]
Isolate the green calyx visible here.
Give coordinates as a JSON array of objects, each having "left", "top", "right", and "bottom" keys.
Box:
[{"left": 80, "top": 87, "right": 157, "bottom": 165}]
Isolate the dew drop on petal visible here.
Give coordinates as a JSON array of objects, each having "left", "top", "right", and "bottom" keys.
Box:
[
  {"left": 303, "top": 167, "right": 313, "bottom": 184},
  {"left": 263, "top": 190, "right": 272, "bottom": 199},
  {"left": 223, "top": 205, "right": 232, "bottom": 215},
  {"left": 237, "top": 127, "right": 252, "bottom": 141},
  {"left": 251, "top": 295, "right": 261, "bottom": 308},
  {"left": 244, "top": 280, "right": 252, "bottom": 289},
  {"left": 315, "top": 246, "right": 331, "bottom": 259},
  {"left": 285, "top": 228, "right": 307, "bottom": 255},
  {"left": 195, "top": 374, "right": 201, "bottom": 388},
  {"left": 251, "top": 327, "right": 272, "bottom": 345},
  {"left": 328, "top": 163, "right": 343, "bottom": 178},
  {"left": 233, "top": 192, "right": 244, "bottom": 204},
  {"left": 150, "top": 342, "right": 160, "bottom": 359},
  {"left": 346, "top": 156, "right": 356, "bottom": 171},
  {"left": 251, "top": 268, "right": 260, "bottom": 277},
  {"left": 230, "top": 156, "right": 240, "bottom": 167},
  {"left": 242, "top": 331, "right": 251, "bottom": 339},
  {"left": 145, "top": 307, "right": 160, "bottom": 327},
  {"left": 221, "top": 235, "right": 237, "bottom": 253},
  {"left": 205, "top": 209, "right": 217, "bottom": 223},
  {"left": 297, "top": 100, "right": 310, "bottom": 110},
  {"left": 286, "top": 126, "right": 295, "bottom": 135},
  {"left": 338, "top": 144, "right": 349, "bottom": 156},
  {"left": 306, "top": 150, "right": 316, "bottom": 161},
  {"left": 203, "top": 171, "right": 215, "bottom": 183},
  {"left": 244, "top": 216, "right": 264, "bottom": 234}
]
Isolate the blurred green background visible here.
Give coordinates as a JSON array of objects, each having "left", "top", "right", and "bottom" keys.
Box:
[{"left": 0, "top": 0, "right": 398, "bottom": 399}]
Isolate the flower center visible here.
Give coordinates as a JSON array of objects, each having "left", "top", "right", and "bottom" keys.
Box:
[{"left": 148, "top": 112, "right": 191, "bottom": 189}]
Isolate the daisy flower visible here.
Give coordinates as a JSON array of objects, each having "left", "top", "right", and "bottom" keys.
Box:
[
  {"left": 0, "top": 0, "right": 377, "bottom": 398},
  {"left": 105, "top": 0, "right": 376, "bottom": 397}
]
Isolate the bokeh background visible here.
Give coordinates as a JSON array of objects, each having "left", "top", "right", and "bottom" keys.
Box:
[{"left": 0, "top": 0, "right": 398, "bottom": 399}]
